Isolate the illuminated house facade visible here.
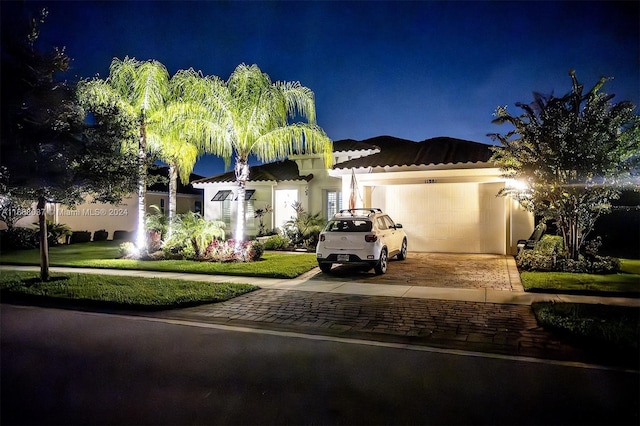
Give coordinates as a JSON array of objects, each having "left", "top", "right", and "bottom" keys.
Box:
[{"left": 193, "top": 136, "right": 534, "bottom": 255}]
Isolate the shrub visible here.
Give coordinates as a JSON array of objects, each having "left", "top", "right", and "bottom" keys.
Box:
[
  {"left": 533, "top": 302, "right": 639, "bottom": 353},
  {"left": 0, "top": 227, "right": 38, "bottom": 250},
  {"left": 145, "top": 205, "right": 169, "bottom": 240},
  {"left": 69, "top": 230, "right": 92, "bottom": 244},
  {"left": 161, "top": 212, "right": 226, "bottom": 259},
  {"left": 557, "top": 256, "right": 621, "bottom": 274},
  {"left": 517, "top": 234, "right": 620, "bottom": 273},
  {"left": 282, "top": 202, "right": 324, "bottom": 249},
  {"left": 44, "top": 221, "right": 72, "bottom": 246},
  {"left": 93, "top": 229, "right": 109, "bottom": 241},
  {"left": 29, "top": 220, "right": 72, "bottom": 246},
  {"left": 251, "top": 241, "right": 265, "bottom": 260},
  {"left": 119, "top": 242, "right": 137, "bottom": 258},
  {"left": 516, "top": 235, "right": 562, "bottom": 271},
  {"left": 254, "top": 204, "right": 273, "bottom": 237},
  {"left": 146, "top": 230, "right": 162, "bottom": 253},
  {"left": 263, "top": 234, "right": 290, "bottom": 250},
  {"left": 113, "top": 230, "right": 133, "bottom": 241},
  {"left": 161, "top": 237, "right": 195, "bottom": 259}
]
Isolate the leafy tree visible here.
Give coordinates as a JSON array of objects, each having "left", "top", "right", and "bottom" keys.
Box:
[
  {"left": 0, "top": 7, "right": 138, "bottom": 280},
  {"left": 195, "top": 64, "right": 333, "bottom": 244},
  {"left": 489, "top": 71, "right": 639, "bottom": 260}
]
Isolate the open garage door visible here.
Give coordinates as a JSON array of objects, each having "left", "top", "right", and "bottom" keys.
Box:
[{"left": 371, "top": 182, "right": 506, "bottom": 254}]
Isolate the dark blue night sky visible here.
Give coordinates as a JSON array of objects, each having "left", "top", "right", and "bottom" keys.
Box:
[{"left": 3, "top": 0, "right": 638, "bottom": 177}]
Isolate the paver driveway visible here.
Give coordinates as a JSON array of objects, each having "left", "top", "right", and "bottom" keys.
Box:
[
  {"left": 170, "top": 253, "right": 589, "bottom": 364},
  {"left": 303, "top": 253, "right": 523, "bottom": 291}
]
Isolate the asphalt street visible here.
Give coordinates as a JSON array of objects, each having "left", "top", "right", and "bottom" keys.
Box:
[{"left": 2, "top": 304, "right": 638, "bottom": 425}]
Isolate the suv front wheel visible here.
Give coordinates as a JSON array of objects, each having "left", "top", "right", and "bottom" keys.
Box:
[
  {"left": 397, "top": 238, "right": 407, "bottom": 260},
  {"left": 374, "top": 248, "right": 388, "bottom": 275}
]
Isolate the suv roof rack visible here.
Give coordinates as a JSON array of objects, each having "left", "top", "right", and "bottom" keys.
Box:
[{"left": 337, "top": 208, "right": 382, "bottom": 217}]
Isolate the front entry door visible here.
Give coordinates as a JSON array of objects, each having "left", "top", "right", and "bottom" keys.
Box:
[{"left": 274, "top": 189, "right": 298, "bottom": 230}]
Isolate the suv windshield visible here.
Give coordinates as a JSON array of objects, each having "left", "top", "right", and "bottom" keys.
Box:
[{"left": 324, "top": 219, "right": 372, "bottom": 232}]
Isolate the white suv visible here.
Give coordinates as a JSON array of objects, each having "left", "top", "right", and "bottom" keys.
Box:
[{"left": 316, "top": 208, "right": 408, "bottom": 274}]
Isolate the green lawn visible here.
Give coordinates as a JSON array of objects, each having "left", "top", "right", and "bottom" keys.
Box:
[
  {"left": 0, "top": 270, "right": 258, "bottom": 309},
  {"left": 521, "top": 258, "right": 640, "bottom": 296},
  {"left": 522, "top": 259, "right": 639, "bottom": 362},
  {"left": 0, "top": 241, "right": 318, "bottom": 278}
]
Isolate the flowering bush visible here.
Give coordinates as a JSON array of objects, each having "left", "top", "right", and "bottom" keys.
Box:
[
  {"left": 205, "top": 239, "right": 237, "bottom": 262},
  {"left": 147, "top": 230, "right": 162, "bottom": 253},
  {"left": 205, "top": 239, "right": 264, "bottom": 262}
]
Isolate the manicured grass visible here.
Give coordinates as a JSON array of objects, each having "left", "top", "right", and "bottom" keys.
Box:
[
  {"left": 620, "top": 258, "right": 640, "bottom": 275},
  {"left": 522, "top": 260, "right": 639, "bottom": 359},
  {"left": 0, "top": 241, "right": 319, "bottom": 278},
  {"left": 520, "top": 271, "right": 640, "bottom": 295},
  {"left": 520, "top": 258, "right": 640, "bottom": 296},
  {"left": 0, "top": 270, "right": 258, "bottom": 309}
]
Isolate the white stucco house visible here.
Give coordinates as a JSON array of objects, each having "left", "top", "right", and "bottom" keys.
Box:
[
  {"left": 11, "top": 167, "right": 204, "bottom": 241},
  {"left": 192, "top": 136, "right": 534, "bottom": 255}
]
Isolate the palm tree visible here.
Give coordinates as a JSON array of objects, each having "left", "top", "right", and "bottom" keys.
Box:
[
  {"left": 79, "top": 57, "right": 170, "bottom": 250},
  {"left": 201, "top": 64, "right": 333, "bottom": 243},
  {"left": 148, "top": 69, "right": 231, "bottom": 225}
]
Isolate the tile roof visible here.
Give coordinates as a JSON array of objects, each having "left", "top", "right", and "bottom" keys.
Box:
[
  {"left": 332, "top": 136, "right": 493, "bottom": 169},
  {"left": 192, "top": 159, "right": 313, "bottom": 184},
  {"left": 332, "top": 139, "right": 380, "bottom": 152}
]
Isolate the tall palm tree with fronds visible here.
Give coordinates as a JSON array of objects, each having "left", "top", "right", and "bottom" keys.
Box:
[
  {"left": 199, "top": 64, "right": 333, "bottom": 243},
  {"left": 148, "top": 69, "right": 231, "bottom": 225},
  {"left": 79, "top": 57, "right": 170, "bottom": 250}
]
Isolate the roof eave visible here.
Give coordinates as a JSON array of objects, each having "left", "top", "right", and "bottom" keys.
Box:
[{"left": 330, "top": 161, "right": 495, "bottom": 175}]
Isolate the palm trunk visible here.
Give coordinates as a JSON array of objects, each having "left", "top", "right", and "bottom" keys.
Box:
[
  {"left": 37, "top": 195, "right": 49, "bottom": 281},
  {"left": 136, "top": 121, "right": 147, "bottom": 251},
  {"left": 168, "top": 163, "right": 178, "bottom": 237},
  {"left": 234, "top": 158, "right": 250, "bottom": 247}
]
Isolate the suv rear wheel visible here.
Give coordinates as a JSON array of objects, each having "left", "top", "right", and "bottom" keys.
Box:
[
  {"left": 374, "top": 248, "right": 388, "bottom": 275},
  {"left": 319, "top": 262, "right": 332, "bottom": 273}
]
